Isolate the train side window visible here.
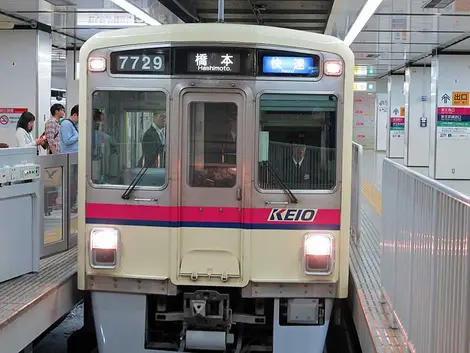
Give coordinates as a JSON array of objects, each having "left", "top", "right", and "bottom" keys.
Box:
[
  {"left": 257, "top": 93, "right": 337, "bottom": 191},
  {"left": 91, "top": 90, "right": 167, "bottom": 188},
  {"left": 187, "top": 102, "right": 237, "bottom": 188}
]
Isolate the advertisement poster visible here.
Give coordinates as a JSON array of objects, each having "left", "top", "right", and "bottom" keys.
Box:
[{"left": 353, "top": 92, "right": 376, "bottom": 149}]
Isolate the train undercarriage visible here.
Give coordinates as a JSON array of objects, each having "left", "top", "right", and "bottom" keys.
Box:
[{"left": 75, "top": 285, "right": 335, "bottom": 353}]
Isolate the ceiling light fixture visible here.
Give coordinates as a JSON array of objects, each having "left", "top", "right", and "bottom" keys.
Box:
[
  {"left": 343, "top": 0, "right": 384, "bottom": 46},
  {"left": 110, "top": 0, "right": 161, "bottom": 25}
]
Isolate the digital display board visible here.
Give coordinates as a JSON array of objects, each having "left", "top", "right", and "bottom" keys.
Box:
[
  {"left": 187, "top": 52, "right": 241, "bottom": 73},
  {"left": 173, "top": 47, "right": 254, "bottom": 75},
  {"left": 262, "top": 56, "right": 318, "bottom": 75},
  {"left": 110, "top": 49, "right": 170, "bottom": 75},
  {"left": 259, "top": 52, "right": 321, "bottom": 77}
]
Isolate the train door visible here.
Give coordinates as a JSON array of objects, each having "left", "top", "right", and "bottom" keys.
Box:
[{"left": 177, "top": 90, "right": 246, "bottom": 285}]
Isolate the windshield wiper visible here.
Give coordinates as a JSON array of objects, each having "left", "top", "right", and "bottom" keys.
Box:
[
  {"left": 261, "top": 160, "right": 298, "bottom": 204},
  {"left": 121, "top": 155, "right": 156, "bottom": 200}
]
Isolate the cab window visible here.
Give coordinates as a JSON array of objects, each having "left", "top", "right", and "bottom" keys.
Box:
[
  {"left": 258, "top": 93, "right": 337, "bottom": 191},
  {"left": 91, "top": 91, "right": 167, "bottom": 188}
]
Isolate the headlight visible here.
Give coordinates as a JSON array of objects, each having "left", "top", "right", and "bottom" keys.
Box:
[
  {"left": 89, "top": 227, "right": 120, "bottom": 269},
  {"left": 88, "top": 57, "right": 106, "bottom": 72},
  {"left": 303, "top": 233, "right": 334, "bottom": 275}
]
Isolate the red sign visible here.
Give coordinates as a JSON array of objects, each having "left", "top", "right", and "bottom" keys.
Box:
[{"left": 0, "top": 115, "right": 8, "bottom": 125}]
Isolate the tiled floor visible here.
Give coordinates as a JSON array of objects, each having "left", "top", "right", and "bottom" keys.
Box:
[{"left": 0, "top": 247, "right": 77, "bottom": 330}]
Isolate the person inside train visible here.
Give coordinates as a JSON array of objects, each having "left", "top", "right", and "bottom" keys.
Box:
[
  {"left": 15, "top": 111, "right": 46, "bottom": 148},
  {"left": 139, "top": 111, "right": 166, "bottom": 168},
  {"left": 59, "top": 104, "right": 79, "bottom": 153},
  {"left": 270, "top": 133, "right": 318, "bottom": 190}
]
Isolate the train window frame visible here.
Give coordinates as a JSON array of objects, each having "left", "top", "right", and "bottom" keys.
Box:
[
  {"left": 185, "top": 100, "right": 240, "bottom": 189},
  {"left": 87, "top": 88, "right": 170, "bottom": 191},
  {"left": 254, "top": 91, "right": 340, "bottom": 195}
]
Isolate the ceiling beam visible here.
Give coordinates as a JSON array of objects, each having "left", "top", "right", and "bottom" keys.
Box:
[{"left": 157, "top": 0, "right": 199, "bottom": 22}]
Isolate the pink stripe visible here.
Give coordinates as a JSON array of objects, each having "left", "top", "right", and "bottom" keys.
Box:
[
  {"left": 86, "top": 203, "right": 341, "bottom": 225},
  {"left": 438, "top": 107, "right": 470, "bottom": 115}
]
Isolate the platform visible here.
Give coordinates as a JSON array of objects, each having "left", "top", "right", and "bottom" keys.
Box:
[
  {"left": 0, "top": 247, "right": 80, "bottom": 353},
  {"left": 349, "top": 151, "right": 407, "bottom": 353}
]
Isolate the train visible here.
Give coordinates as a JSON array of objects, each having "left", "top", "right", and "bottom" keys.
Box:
[{"left": 76, "top": 23, "right": 354, "bottom": 353}]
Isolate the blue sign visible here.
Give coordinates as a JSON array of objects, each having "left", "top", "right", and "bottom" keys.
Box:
[{"left": 262, "top": 56, "right": 318, "bottom": 75}]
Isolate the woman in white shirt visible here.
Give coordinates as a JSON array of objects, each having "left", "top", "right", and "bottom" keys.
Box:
[{"left": 15, "top": 111, "right": 45, "bottom": 147}]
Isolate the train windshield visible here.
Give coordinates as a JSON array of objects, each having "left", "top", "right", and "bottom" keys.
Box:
[
  {"left": 258, "top": 93, "right": 337, "bottom": 191},
  {"left": 90, "top": 90, "right": 167, "bottom": 188}
]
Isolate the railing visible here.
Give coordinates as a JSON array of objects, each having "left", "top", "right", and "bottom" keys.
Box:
[
  {"left": 351, "top": 142, "right": 363, "bottom": 243},
  {"left": 39, "top": 152, "right": 78, "bottom": 258},
  {"left": 381, "top": 158, "right": 470, "bottom": 353}
]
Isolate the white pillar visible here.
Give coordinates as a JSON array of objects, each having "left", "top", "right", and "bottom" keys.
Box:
[
  {"left": 376, "top": 78, "right": 388, "bottom": 151},
  {"left": 386, "top": 74, "right": 405, "bottom": 158},
  {"left": 0, "top": 29, "right": 51, "bottom": 147},
  {"left": 430, "top": 54, "right": 470, "bottom": 179},
  {"left": 404, "top": 66, "right": 431, "bottom": 167},
  {"left": 66, "top": 50, "right": 80, "bottom": 116}
]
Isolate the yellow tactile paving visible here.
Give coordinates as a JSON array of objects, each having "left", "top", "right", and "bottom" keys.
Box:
[
  {"left": 362, "top": 179, "right": 382, "bottom": 215},
  {"left": 44, "top": 229, "right": 63, "bottom": 244}
]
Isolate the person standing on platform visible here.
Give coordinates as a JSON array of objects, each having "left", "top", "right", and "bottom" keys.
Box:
[
  {"left": 59, "top": 105, "right": 79, "bottom": 153},
  {"left": 15, "top": 111, "right": 45, "bottom": 148},
  {"left": 45, "top": 103, "right": 65, "bottom": 154}
]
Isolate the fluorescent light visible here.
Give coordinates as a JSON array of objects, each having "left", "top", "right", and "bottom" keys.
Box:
[
  {"left": 110, "top": 0, "right": 161, "bottom": 26},
  {"left": 343, "top": 0, "right": 384, "bottom": 46}
]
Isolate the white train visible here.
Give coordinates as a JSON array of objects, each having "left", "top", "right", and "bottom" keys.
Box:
[{"left": 77, "top": 23, "right": 354, "bottom": 353}]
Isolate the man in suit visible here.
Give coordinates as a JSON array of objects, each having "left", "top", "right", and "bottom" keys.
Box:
[
  {"left": 272, "top": 133, "right": 319, "bottom": 190},
  {"left": 140, "top": 111, "right": 166, "bottom": 168}
]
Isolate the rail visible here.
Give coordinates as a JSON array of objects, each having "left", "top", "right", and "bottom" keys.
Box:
[
  {"left": 39, "top": 152, "right": 78, "bottom": 258},
  {"left": 381, "top": 158, "right": 470, "bottom": 353},
  {"left": 351, "top": 142, "right": 362, "bottom": 243}
]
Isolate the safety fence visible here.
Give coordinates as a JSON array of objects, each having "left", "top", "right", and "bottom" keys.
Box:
[
  {"left": 350, "top": 142, "right": 362, "bottom": 243},
  {"left": 381, "top": 158, "right": 470, "bottom": 353},
  {"left": 39, "top": 152, "right": 78, "bottom": 258}
]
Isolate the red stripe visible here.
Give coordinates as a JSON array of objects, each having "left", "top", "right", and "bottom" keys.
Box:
[
  {"left": 437, "top": 107, "right": 470, "bottom": 115},
  {"left": 86, "top": 203, "right": 341, "bottom": 225}
]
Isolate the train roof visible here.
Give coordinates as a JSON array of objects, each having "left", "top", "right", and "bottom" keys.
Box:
[{"left": 79, "top": 23, "right": 353, "bottom": 63}]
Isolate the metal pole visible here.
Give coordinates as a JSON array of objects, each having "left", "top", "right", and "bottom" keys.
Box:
[{"left": 217, "top": 0, "right": 224, "bottom": 22}]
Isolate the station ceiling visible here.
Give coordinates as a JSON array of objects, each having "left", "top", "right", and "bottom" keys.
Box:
[{"left": 0, "top": 0, "right": 469, "bottom": 81}]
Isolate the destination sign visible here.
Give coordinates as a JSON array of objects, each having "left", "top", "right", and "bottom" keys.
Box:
[
  {"left": 110, "top": 49, "right": 170, "bottom": 74},
  {"left": 187, "top": 52, "right": 241, "bottom": 74},
  {"left": 261, "top": 55, "right": 320, "bottom": 76}
]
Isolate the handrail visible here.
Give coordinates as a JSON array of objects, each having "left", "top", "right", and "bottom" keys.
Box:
[
  {"left": 381, "top": 157, "right": 470, "bottom": 353},
  {"left": 384, "top": 158, "right": 470, "bottom": 206},
  {"left": 350, "top": 142, "right": 362, "bottom": 243}
]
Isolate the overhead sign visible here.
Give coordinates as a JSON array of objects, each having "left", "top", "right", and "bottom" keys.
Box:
[
  {"left": 187, "top": 52, "right": 241, "bottom": 73},
  {"left": 77, "top": 10, "right": 145, "bottom": 27},
  {"left": 452, "top": 91, "right": 469, "bottom": 106},
  {"left": 262, "top": 56, "right": 318, "bottom": 76}
]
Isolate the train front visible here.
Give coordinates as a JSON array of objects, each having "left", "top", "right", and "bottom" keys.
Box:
[{"left": 77, "top": 24, "right": 353, "bottom": 353}]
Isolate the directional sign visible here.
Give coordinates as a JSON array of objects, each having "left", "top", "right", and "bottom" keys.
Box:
[
  {"left": 441, "top": 93, "right": 451, "bottom": 104},
  {"left": 452, "top": 91, "right": 469, "bottom": 106},
  {"left": 400, "top": 107, "right": 405, "bottom": 117},
  {"left": 393, "top": 108, "right": 399, "bottom": 116}
]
